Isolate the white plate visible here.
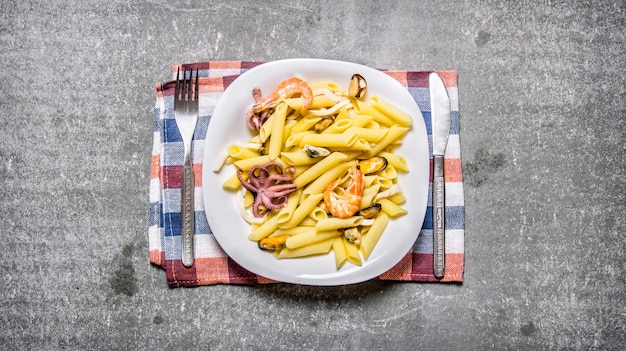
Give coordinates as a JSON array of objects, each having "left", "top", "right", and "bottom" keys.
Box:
[{"left": 202, "top": 58, "right": 429, "bottom": 285}]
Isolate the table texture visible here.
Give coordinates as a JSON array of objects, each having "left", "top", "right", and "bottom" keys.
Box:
[{"left": 0, "top": 1, "right": 624, "bottom": 350}]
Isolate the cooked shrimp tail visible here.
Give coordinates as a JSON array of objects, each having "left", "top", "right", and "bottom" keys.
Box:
[{"left": 251, "top": 77, "right": 313, "bottom": 113}]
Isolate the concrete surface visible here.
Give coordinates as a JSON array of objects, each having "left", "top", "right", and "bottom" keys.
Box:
[{"left": 0, "top": 0, "right": 624, "bottom": 350}]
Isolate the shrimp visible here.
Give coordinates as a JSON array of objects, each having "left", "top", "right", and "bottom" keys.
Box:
[
  {"left": 250, "top": 77, "right": 313, "bottom": 113},
  {"left": 323, "top": 164, "right": 364, "bottom": 218}
]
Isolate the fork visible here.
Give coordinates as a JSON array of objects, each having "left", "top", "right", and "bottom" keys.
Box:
[{"left": 174, "top": 67, "right": 199, "bottom": 268}]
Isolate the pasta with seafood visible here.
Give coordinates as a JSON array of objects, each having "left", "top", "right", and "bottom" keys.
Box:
[{"left": 215, "top": 73, "right": 414, "bottom": 269}]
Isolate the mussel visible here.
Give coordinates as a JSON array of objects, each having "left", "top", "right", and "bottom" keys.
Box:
[
  {"left": 348, "top": 74, "right": 367, "bottom": 99},
  {"left": 359, "top": 203, "right": 382, "bottom": 219},
  {"left": 343, "top": 227, "right": 362, "bottom": 245},
  {"left": 314, "top": 116, "right": 334, "bottom": 133},
  {"left": 304, "top": 144, "right": 331, "bottom": 158},
  {"left": 258, "top": 235, "right": 289, "bottom": 251},
  {"left": 358, "top": 156, "right": 388, "bottom": 175}
]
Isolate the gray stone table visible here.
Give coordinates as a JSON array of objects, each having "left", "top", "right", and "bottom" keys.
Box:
[{"left": 0, "top": 1, "right": 623, "bottom": 350}]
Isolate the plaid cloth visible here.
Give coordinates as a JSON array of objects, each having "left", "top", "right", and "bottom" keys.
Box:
[{"left": 148, "top": 61, "right": 464, "bottom": 287}]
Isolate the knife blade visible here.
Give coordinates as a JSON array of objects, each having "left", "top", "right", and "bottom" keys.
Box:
[{"left": 429, "top": 72, "right": 451, "bottom": 279}]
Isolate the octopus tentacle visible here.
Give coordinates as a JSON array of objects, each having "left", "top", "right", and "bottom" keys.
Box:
[
  {"left": 268, "top": 195, "right": 289, "bottom": 207},
  {"left": 237, "top": 171, "right": 258, "bottom": 195},
  {"left": 265, "top": 184, "right": 298, "bottom": 196},
  {"left": 252, "top": 197, "right": 267, "bottom": 217},
  {"left": 263, "top": 162, "right": 284, "bottom": 174},
  {"left": 266, "top": 174, "right": 292, "bottom": 184},
  {"left": 249, "top": 164, "right": 270, "bottom": 178},
  {"left": 258, "top": 194, "right": 286, "bottom": 210}
]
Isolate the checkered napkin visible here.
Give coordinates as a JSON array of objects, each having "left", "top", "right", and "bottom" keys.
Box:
[{"left": 148, "top": 61, "right": 464, "bottom": 287}]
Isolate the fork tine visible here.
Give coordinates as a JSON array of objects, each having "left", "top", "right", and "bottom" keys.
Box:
[
  {"left": 183, "top": 68, "right": 191, "bottom": 101},
  {"left": 187, "top": 70, "right": 193, "bottom": 101},
  {"left": 194, "top": 69, "right": 199, "bottom": 101},
  {"left": 175, "top": 67, "right": 180, "bottom": 101}
]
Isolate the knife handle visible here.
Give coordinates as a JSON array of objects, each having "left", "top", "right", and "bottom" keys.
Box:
[
  {"left": 433, "top": 155, "right": 445, "bottom": 279},
  {"left": 181, "top": 156, "right": 195, "bottom": 268}
]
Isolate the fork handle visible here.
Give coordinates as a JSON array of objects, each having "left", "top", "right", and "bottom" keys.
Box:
[{"left": 181, "top": 157, "right": 195, "bottom": 268}]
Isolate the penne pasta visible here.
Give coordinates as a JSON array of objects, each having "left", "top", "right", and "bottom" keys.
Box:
[
  {"left": 349, "top": 113, "right": 374, "bottom": 128},
  {"left": 378, "top": 165, "right": 398, "bottom": 180},
  {"left": 283, "top": 118, "right": 298, "bottom": 142},
  {"left": 372, "top": 175, "right": 395, "bottom": 190},
  {"left": 332, "top": 138, "right": 371, "bottom": 151},
  {"left": 311, "top": 81, "right": 341, "bottom": 92},
  {"left": 299, "top": 132, "right": 359, "bottom": 148},
  {"left": 285, "top": 131, "right": 315, "bottom": 148},
  {"left": 379, "top": 151, "right": 410, "bottom": 172},
  {"left": 275, "top": 190, "right": 303, "bottom": 224},
  {"left": 248, "top": 216, "right": 279, "bottom": 241},
  {"left": 290, "top": 115, "right": 322, "bottom": 133},
  {"left": 344, "top": 126, "right": 388, "bottom": 142},
  {"left": 359, "top": 183, "right": 381, "bottom": 210},
  {"left": 227, "top": 144, "right": 260, "bottom": 160},
  {"left": 218, "top": 75, "right": 414, "bottom": 269},
  {"left": 268, "top": 102, "right": 289, "bottom": 160},
  {"left": 388, "top": 192, "right": 406, "bottom": 205},
  {"left": 271, "top": 225, "right": 315, "bottom": 237},
  {"left": 308, "top": 205, "right": 329, "bottom": 221},
  {"left": 344, "top": 239, "right": 362, "bottom": 266},
  {"left": 315, "top": 216, "right": 363, "bottom": 232},
  {"left": 259, "top": 113, "right": 276, "bottom": 142},
  {"left": 243, "top": 189, "right": 254, "bottom": 207},
  {"left": 363, "top": 175, "right": 378, "bottom": 187},
  {"left": 354, "top": 100, "right": 396, "bottom": 127},
  {"left": 321, "top": 118, "right": 352, "bottom": 134},
  {"left": 290, "top": 164, "right": 310, "bottom": 177},
  {"left": 285, "top": 229, "right": 341, "bottom": 249},
  {"left": 293, "top": 152, "right": 348, "bottom": 189},
  {"left": 285, "top": 94, "right": 336, "bottom": 110},
  {"left": 277, "top": 237, "right": 335, "bottom": 258},
  {"left": 233, "top": 155, "right": 272, "bottom": 171},
  {"left": 280, "top": 151, "right": 322, "bottom": 166},
  {"left": 362, "top": 126, "right": 410, "bottom": 158},
  {"left": 370, "top": 95, "right": 413, "bottom": 127},
  {"left": 379, "top": 198, "right": 408, "bottom": 217},
  {"left": 222, "top": 172, "right": 242, "bottom": 190},
  {"left": 360, "top": 213, "right": 389, "bottom": 260},
  {"left": 333, "top": 237, "right": 348, "bottom": 268},
  {"left": 333, "top": 106, "right": 352, "bottom": 122},
  {"left": 298, "top": 217, "right": 318, "bottom": 227},
  {"left": 277, "top": 193, "right": 324, "bottom": 229},
  {"left": 302, "top": 161, "right": 352, "bottom": 195},
  {"left": 307, "top": 100, "right": 350, "bottom": 116}
]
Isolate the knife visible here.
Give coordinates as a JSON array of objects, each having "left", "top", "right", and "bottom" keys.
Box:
[{"left": 429, "top": 72, "right": 451, "bottom": 279}]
